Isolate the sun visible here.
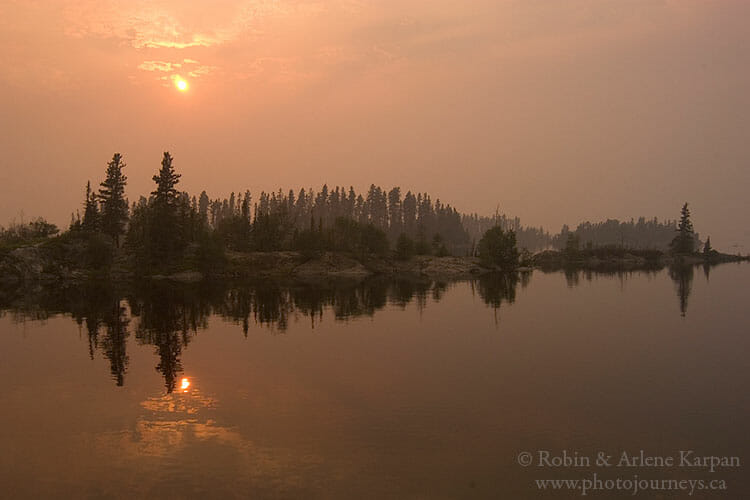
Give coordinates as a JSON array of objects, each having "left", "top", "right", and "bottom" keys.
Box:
[{"left": 174, "top": 77, "right": 189, "bottom": 92}]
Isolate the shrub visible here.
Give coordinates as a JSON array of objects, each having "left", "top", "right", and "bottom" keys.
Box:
[
  {"left": 478, "top": 227, "right": 519, "bottom": 269},
  {"left": 395, "top": 233, "right": 415, "bottom": 261},
  {"left": 432, "top": 234, "right": 449, "bottom": 257},
  {"left": 0, "top": 218, "right": 59, "bottom": 246},
  {"left": 414, "top": 234, "right": 431, "bottom": 255},
  {"left": 360, "top": 224, "right": 389, "bottom": 256}
]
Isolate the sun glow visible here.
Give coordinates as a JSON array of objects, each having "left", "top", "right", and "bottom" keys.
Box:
[
  {"left": 175, "top": 77, "right": 188, "bottom": 92},
  {"left": 180, "top": 378, "right": 191, "bottom": 392}
]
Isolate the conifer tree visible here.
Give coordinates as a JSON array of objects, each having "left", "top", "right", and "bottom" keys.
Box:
[
  {"left": 152, "top": 152, "right": 181, "bottom": 206},
  {"left": 98, "top": 153, "right": 128, "bottom": 246},
  {"left": 147, "top": 152, "right": 184, "bottom": 263},
  {"left": 670, "top": 203, "right": 696, "bottom": 254},
  {"left": 198, "top": 191, "right": 209, "bottom": 223},
  {"left": 82, "top": 181, "right": 99, "bottom": 232}
]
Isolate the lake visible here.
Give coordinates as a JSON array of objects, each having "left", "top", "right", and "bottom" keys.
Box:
[{"left": 1, "top": 263, "right": 748, "bottom": 498}]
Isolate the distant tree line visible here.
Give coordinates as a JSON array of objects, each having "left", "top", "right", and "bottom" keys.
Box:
[
  {"left": 0, "top": 217, "right": 58, "bottom": 246},
  {"left": 551, "top": 216, "right": 700, "bottom": 251},
  {"left": 200, "top": 184, "right": 471, "bottom": 255},
  {"left": 10, "top": 151, "right": 725, "bottom": 274},
  {"left": 462, "top": 213, "right": 551, "bottom": 252}
]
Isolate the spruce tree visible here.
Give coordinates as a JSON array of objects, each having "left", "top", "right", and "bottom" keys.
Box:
[
  {"left": 149, "top": 152, "right": 183, "bottom": 263},
  {"left": 198, "top": 191, "right": 209, "bottom": 223},
  {"left": 98, "top": 153, "right": 128, "bottom": 246},
  {"left": 82, "top": 181, "right": 99, "bottom": 232},
  {"left": 152, "top": 152, "right": 181, "bottom": 206},
  {"left": 670, "top": 203, "right": 696, "bottom": 254}
]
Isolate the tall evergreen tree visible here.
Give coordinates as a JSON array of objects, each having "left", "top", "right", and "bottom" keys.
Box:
[
  {"left": 670, "top": 203, "right": 696, "bottom": 254},
  {"left": 82, "top": 180, "right": 99, "bottom": 232},
  {"left": 152, "top": 152, "right": 181, "bottom": 206},
  {"left": 198, "top": 191, "right": 209, "bottom": 223},
  {"left": 148, "top": 152, "right": 184, "bottom": 263},
  {"left": 98, "top": 153, "right": 129, "bottom": 246},
  {"left": 387, "top": 187, "right": 402, "bottom": 239}
]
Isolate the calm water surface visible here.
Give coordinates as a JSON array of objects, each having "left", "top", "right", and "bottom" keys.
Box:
[{"left": 1, "top": 264, "right": 748, "bottom": 498}]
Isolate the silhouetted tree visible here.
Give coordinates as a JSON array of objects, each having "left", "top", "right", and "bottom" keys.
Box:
[
  {"left": 403, "top": 191, "right": 417, "bottom": 235},
  {"left": 478, "top": 227, "right": 519, "bottom": 269},
  {"left": 152, "top": 152, "right": 181, "bottom": 205},
  {"left": 670, "top": 203, "right": 696, "bottom": 254},
  {"left": 98, "top": 153, "right": 129, "bottom": 247},
  {"left": 150, "top": 152, "right": 184, "bottom": 261},
  {"left": 82, "top": 181, "right": 100, "bottom": 232},
  {"left": 387, "top": 187, "right": 403, "bottom": 240},
  {"left": 126, "top": 152, "right": 209, "bottom": 273},
  {"left": 396, "top": 233, "right": 415, "bottom": 260},
  {"left": 198, "top": 191, "right": 209, "bottom": 223}
]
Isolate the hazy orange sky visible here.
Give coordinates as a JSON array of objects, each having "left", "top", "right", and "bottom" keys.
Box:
[{"left": 1, "top": 0, "right": 748, "bottom": 250}]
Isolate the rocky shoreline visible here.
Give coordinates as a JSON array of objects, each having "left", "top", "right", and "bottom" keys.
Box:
[
  {"left": 0, "top": 245, "right": 492, "bottom": 284},
  {"left": 1, "top": 243, "right": 746, "bottom": 285}
]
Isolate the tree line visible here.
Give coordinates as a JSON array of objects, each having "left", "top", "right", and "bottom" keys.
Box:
[
  {"left": 462, "top": 213, "right": 551, "bottom": 252},
  {"left": 197, "top": 184, "right": 470, "bottom": 254},
  {"left": 16, "top": 151, "right": 716, "bottom": 275},
  {"left": 551, "top": 216, "right": 699, "bottom": 251},
  {"left": 64, "top": 151, "right": 528, "bottom": 271}
]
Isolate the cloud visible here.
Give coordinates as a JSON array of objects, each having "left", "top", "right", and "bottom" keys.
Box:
[
  {"left": 138, "top": 60, "right": 182, "bottom": 72},
  {"left": 138, "top": 58, "right": 216, "bottom": 85},
  {"left": 62, "top": 0, "right": 278, "bottom": 49}
]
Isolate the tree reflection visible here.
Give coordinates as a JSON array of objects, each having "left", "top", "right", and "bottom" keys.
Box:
[
  {"left": 476, "top": 272, "right": 519, "bottom": 310},
  {"left": 129, "top": 281, "right": 212, "bottom": 393},
  {"left": 1, "top": 276, "right": 515, "bottom": 391},
  {"left": 99, "top": 299, "right": 130, "bottom": 386},
  {"left": 64, "top": 283, "right": 131, "bottom": 386},
  {"left": 563, "top": 267, "right": 580, "bottom": 288},
  {"left": 668, "top": 264, "right": 694, "bottom": 317}
]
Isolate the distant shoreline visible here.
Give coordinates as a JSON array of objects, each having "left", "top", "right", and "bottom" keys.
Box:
[{"left": 1, "top": 245, "right": 746, "bottom": 285}]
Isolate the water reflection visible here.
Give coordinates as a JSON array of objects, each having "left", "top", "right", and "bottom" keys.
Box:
[
  {"left": 1, "top": 277, "right": 518, "bottom": 392},
  {"left": 668, "top": 264, "right": 695, "bottom": 317},
  {"left": 128, "top": 282, "right": 209, "bottom": 393},
  {"left": 0, "top": 265, "right": 717, "bottom": 391},
  {"left": 475, "top": 272, "right": 520, "bottom": 310},
  {"left": 535, "top": 263, "right": 707, "bottom": 317},
  {"left": 20, "top": 283, "right": 131, "bottom": 386}
]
